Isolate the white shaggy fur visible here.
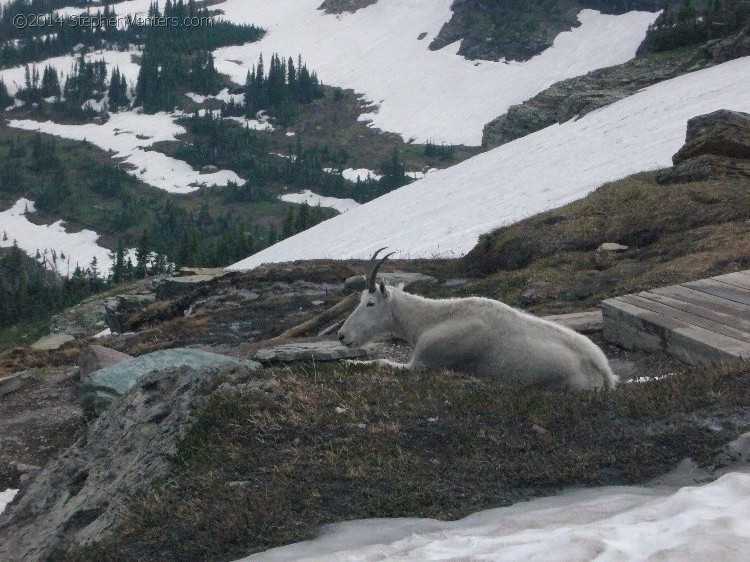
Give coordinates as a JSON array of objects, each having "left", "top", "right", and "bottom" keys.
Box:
[{"left": 338, "top": 285, "right": 617, "bottom": 390}]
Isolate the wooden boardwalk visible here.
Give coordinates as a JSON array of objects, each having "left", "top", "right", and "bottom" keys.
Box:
[{"left": 602, "top": 271, "right": 750, "bottom": 364}]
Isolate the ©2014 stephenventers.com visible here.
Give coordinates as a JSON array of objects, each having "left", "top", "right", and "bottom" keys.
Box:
[{"left": 11, "top": 12, "right": 214, "bottom": 31}]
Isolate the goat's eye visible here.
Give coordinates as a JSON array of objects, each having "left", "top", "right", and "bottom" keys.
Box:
[{"left": 366, "top": 302, "right": 375, "bottom": 307}]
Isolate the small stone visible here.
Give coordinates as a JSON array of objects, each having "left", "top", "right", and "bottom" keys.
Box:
[
  {"left": 597, "top": 243, "right": 628, "bottom": 253},
  {"left": 335, "top": 406, "right": 346, "bottom": 414},
  {"left": 0, "top": 374, "right": 23, "bottom": 398}
]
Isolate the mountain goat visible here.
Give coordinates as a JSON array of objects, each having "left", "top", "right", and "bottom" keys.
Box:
[{"left": 338, "top": 249, "right": 617, "bottom": 390}]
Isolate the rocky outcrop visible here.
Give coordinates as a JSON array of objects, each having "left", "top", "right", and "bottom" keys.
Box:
[
  {"left": 81, "top": 348, "right": 261, "bottom": 408},
  {"left": 658, "top": 109, "right": 750, "bottom": 184},
  {"left": 318, "top": 0, "right": 378, "bottom": 14},
  {"left": 482, "top": 53, "right": 698, "bottom": 149},
  {"left": 104, "top": 294, "right": 155, "bottom": 334},
  {"left": 0, "top": 363, "right": 270, "bottom": 562},
  {"left": 702, "top": 26, "right": 750, "bottom": 64}
]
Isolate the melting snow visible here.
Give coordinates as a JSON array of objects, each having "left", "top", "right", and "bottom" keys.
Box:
[
  {"left": 0, "top": 489, "right": 17, "bottom": 516},
  {"left": 239, "top": 471, "right": 750, "bottom": 561},
  {"left": 228, "top": 57, "right": 750, "bottom": 270},
  {"left": 0, "top": 198, "right": 116, "bottom": 274},
  {"left": 279, "top": 190, "right": 359, "bottom": 213}
]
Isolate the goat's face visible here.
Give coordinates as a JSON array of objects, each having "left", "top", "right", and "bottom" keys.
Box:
[{"left": 338, "top": 282, "right": 394, "bottom": 347}]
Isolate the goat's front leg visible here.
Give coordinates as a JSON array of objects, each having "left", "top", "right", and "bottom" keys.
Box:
[{"left": 343, "top": 358, "right": 419, "bottom": 370}]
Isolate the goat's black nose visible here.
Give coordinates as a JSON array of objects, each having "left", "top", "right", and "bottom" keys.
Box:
[{"left": 338, "top": 333, "right": 345, "bottom": 342}]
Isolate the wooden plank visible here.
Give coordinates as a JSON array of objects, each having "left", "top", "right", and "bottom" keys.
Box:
[
  {"left": 619, "top": 294, "right": 750, "bottom": 344},
  {"left": 637, "top": 290, "right": 750, "bottom": 335},
  {"left": 683, "top": 279, "right": 750, "bottom": 306},
  {"left": 713, "top": 272, "right": 750, "bottom": 290},
  {"left": 652, "top": 285, "right": 750, "bottom": 317},
  {"left": 602, "top": 298, "right": 750, "bottom": 364}
]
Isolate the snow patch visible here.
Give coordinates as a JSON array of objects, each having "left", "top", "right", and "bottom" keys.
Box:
[
  {"left": 238, "top": 471, "right": 750, "bottom": 561},
  {"left": 0, "top": 198, "right": 116, "bottom": 274},
  {"left": 228, "top": 57, "right": 750, "bottom": 270},
  {"left": 8, "top": 112, "right": 245, "bottom": 193},
  {"left": 341, "top": 168, "right": 381, "bottom": 182},
  {"left": 0, "top": 489, "right": 17, "bottom": 516},
  {"left": 279, "top": 190, "right": 360, "bottom": 213}
]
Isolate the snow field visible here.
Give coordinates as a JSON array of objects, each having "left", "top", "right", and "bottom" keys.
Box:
[
  {"left": 0, "top": 488, "right": 17, "bottom": 516},
  {"left": 240, "top": 470, "right": 750, "bottom": 561},
  {"left": 228, "top": 56, "right": 750, "bottom": 270}
]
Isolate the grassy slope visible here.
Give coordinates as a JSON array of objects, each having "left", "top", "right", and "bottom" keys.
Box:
[{"left": 67, "top": 360, "right": 750, "bottom": 561}]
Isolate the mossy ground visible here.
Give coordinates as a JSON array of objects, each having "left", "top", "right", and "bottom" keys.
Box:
[{"left": 67, "top": 360, "right": 750, "bottom": 561}]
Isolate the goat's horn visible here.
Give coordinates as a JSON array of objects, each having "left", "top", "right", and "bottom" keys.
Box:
[{"left": 368, "top": 250, "right": 395, "bottom": 293}]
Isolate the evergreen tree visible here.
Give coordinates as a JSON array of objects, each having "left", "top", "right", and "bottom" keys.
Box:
[
  {"left": 40, "top": 65, "right": 61, "bottom": 98},
  {"left": 135, "top": 229, "right": 151, "bottom": 278},
  {"left": 0, "top": 79, "right": 13, "bottom": 108}
]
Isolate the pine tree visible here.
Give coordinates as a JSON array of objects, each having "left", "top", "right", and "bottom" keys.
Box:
[
  {"left": 40, "top": 65, "right": 61, "bottom": 98},
  {"left": 136, "top": 229, "right": 151, "bottom": 278},
  {"left": 0, "top": 79, "right": 13, "bottom": 108}
]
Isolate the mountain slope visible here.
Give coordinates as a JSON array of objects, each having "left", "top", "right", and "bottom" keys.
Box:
[{"left": 228, "top": 56, "right": 750, "bottom": 270}]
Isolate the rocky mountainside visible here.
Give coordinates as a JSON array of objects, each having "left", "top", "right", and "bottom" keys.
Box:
[{"left": 482, "top": 26, "right": 750, "bottom": 149}]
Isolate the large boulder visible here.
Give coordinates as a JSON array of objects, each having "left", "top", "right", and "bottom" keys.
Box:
[
  {"left": 659, "top": 110, "right": 750, "bottom": 184},
  {"left": 81, "top": 348, "right": 261, "bottom": 408},
  {"left": 672, "top": 109, "right": 750, "bottom": 164}
]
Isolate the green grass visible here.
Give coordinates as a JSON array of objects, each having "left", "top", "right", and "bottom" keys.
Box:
[
  {"left": 0, "top": 316, "right": 51, "bottom": 353},
  {"left": 68, "top": 360, "right": 750, "bottom": 561}
]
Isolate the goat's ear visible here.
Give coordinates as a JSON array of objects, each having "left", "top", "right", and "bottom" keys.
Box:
[{"left": 379, "top": 280, "right": 386, "bottom": 295}]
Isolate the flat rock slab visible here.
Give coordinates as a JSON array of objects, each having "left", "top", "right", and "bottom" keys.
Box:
[
  {"left": 0, "top": 374, "right": 23, "bottom": 398},
  {"left": 83, "top": 348, "right": 262, "bottom": 401},
  {"left": 30, "top": 333, "right": 75, "bottom": 351},
  {"left": 544, "top": 311, "right": 603, "bottom": 334},
  {"left": 254, "top": 341, "right": 376, "bottom": 365}
]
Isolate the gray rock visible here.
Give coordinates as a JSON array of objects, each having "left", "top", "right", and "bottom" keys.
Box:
[
  {"left": 703, "top": 26, "right": 750, "bottom": 64},
  {"left": 82, "top": 348, "right": 261, "bottom": 405},
  {"left": 344, "top": 272, "right": 437, "bottom": 292},
  {"left": 672, "top": 109, "right": 750, "bottom": 164},
  {"left": 77, "top": 345, "right": 132, "bottom": 380},
  {"left": 200, "top": 164, "right": 219, "bottom": 174},
  {"left": 659, "top": 153, "right": 750, "bottom": 184},
  {"left": 254, "top": 340, "right": 376, "bottom": 364},
  {"left": 0, "top": 374, "right": 22, "bottom": 398},
  {"left": 50, "top": 297, "right": 108, "bottom": 338},
  {"left": 30, "top": 333, "right": 75, "bottom": 351},
  {"left": 0, "top": 363, "right": 268, "bottom": 561},
  {"left": 543, "top": 311, "right": 603, "bottom": 334},
  {"left": 597, "top": 243, "right": 629, "bottom": 253}
]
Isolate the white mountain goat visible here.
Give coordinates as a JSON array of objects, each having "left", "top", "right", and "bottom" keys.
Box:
[{"left": 338, "top": 249, "right": 617, "bottom": 390}]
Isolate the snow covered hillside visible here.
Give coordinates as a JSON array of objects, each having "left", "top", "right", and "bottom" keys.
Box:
[
  {"left": 240, "top": 470, "right": 750, "bottom": 561},
  {"left": 228, "top": 56, "right": 750, "bottom": 270},
  {"left": 213, "top": 1, "right": 658, "bottom": 145}
]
